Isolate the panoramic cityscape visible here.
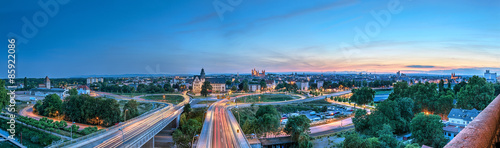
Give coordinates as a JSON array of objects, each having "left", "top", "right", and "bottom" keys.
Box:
[{"left": 1, "top": 0, "right": 500, "bottom": 148}]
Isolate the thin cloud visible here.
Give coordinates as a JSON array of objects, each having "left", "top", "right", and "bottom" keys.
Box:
[{"left": 406, "top": 65, "right": 435, "bottom": 68}]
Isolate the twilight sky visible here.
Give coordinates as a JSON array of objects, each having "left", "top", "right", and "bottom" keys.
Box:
[{"left": 1, "top": 0, "right": 500, "bottom": 78}]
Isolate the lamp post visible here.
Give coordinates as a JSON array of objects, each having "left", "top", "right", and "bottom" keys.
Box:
[
  {"left": 71, "top": 122, "right": 75, "bottom": 140},
  {"left": 124, "top": 109, "right": 129, "bottom": 122},
  {"left": 119, "top": 128, "right": 124, "bottom": 142},
  {"left": 191, "top": 134, "right": 199, "bottom": 147}
]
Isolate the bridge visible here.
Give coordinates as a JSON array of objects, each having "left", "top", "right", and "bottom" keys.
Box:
[{"left": 47, "top": 93, "right": 190, "bottom": 148}]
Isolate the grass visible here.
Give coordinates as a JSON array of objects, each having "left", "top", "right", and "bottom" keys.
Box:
[
  {"left": 142, "top": 95, "right": 185, "bottom": 105},
  {"left": 235, "top": 94, "right": 297, "bottom": 103},
  {"left": 0, "top": 141, "right": 17, "bottom": 148},
  {"left": 302, "top": 99, "right": 332, "bottom": 105},
  {"left": 375, "top": 90, "right": 393, "bottom": 95},
  {"left": 112, "top": 92, "right": 180, "bottom": 97},
  {"left": 197, "top": 101, "right": 216, "bottom": 106}
]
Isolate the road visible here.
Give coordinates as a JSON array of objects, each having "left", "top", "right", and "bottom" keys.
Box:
[
  {"left": 19, "top": 105, "right": 100, "bottom": 130},
  {"left": 49, "top": 92, "right": 190, "bottom": 148},
  {"left": 212, "top": 100, "right": 238, "bottom": 148}
]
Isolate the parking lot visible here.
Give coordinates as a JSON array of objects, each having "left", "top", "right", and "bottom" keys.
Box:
[{"left": 281, "top": 104, "right": 354, "bottom": 125}]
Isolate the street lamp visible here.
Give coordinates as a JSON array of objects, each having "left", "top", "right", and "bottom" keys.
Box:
[
  {"left": 124, "top": 109, "right": 129, "bottom": 122},
  {"left": 191, "top": 134, "right": 199, "bottom": 147},
  {"left": 119, "top": 128, "right": 125, "bottom": 142},
  {"left": 71, "top": 122, "right": 75, "bottom": 140}
]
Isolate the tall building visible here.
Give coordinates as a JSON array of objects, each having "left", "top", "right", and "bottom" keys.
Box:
[
  {"left": 192, "top": 68, "right": 226, "bottom": 94},
  {"left": 484, "top": 70, "right": 497, "bottom": 83},
  {"left": 87, "top": 77, "right": 104, "bottom": 84},
  {"left": 45, "top": 76, "right": 51, "bottom": 89},
  {"left": 251, "top": 68, "right": 265, "bottom": 77}
]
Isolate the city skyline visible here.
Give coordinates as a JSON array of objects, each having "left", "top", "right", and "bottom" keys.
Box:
[{"left": 2, "top": 0, "right": 499, "bottom": 78}]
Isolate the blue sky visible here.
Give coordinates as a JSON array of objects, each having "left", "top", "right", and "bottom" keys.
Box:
[{"left": 1, "top": 0, "right": 499, "bottom": 78}]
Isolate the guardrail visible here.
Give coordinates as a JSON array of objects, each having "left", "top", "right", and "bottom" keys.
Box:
[
  {"left": 47, "top": 96, "right": 168, "bottom": 148},
  {"left": 123, "top": 94, "right": 190, "bottom": 148},
  {"left": 227, "top": 107, "right": 251, "bottom": 148},
  {"left": 444, "top": 94, "right": 500, "bottom": 148},
  {"left": 196, "top": 100, "right": 218, "bottom": 148}
]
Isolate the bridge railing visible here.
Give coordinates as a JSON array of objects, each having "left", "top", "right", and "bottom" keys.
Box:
[{"left": 444, "top": 94, "right": 500, "bottom": 148}]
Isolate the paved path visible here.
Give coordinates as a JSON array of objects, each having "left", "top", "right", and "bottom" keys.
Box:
[{"left": 18, "top": 105, "right": 102, "bottom": 130}]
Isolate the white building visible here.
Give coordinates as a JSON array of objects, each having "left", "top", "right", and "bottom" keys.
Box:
[
  {"left": 484, "top": 70, "right": 497, "bottom": 83},
  {"left": 296, "top": 81, "right": 309, "bottom": 91},
  {"left": 443, "top": 108, "right": 481, "bottom": 140},
  {"left": 191, "top": 69, "right": 227, "bottom": 94},
  {"left": 249, "top": 84, "right": 261, "bottom": 92},
  {"left": 77, "top": 85, "right": 91, "bottom": 95},
  {"left": 87, "top": 77, "right": 104, "bottom": 84}
]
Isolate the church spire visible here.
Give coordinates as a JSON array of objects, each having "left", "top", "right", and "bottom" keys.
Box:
[{"left": 200, "top": 68, "right": 205, "bottom": 79}]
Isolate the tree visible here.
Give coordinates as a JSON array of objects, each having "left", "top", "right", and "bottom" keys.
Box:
[
  {"left": 69, "top": 88, "right": 78, "bottom": 96},
  {"left": 494, "top": 83, "right": 500, "bottom": 96},
  {"left": 123, "top": 100, "right": 139, "bottom": 120},
  {"left": 173, "top": 119, "right": 202, "bottom": 147},
  {"left": 453, "top": 81, "right": 467, "bottom": 94},
  {"left": 226, "top": 80, "right": 232, "bottom": 86},
  {"left": 255, "top": 105, "right": 280, "bottom": 136},
  {"left": 231, "top": 85, "right": 237, "bottom": 92},
  {"left": 457, "top": 76, "right": 495, "bottom": 110},
  {"left": 343, "top": 133, "right": 380, "bottom": 148},
  {"left": 297, "top": 133, "right": 313, "bottom": 148},
  {"left": 260, "top": 79, "right": 267, "bottom": 89},
  {"left": 377, "top": 124, "right": 399, "bottom": 148},
  {"left": 438, "top": 79, "right": 445, "bottom": 92},
  {"left": 284, "top": 115, "right": 311, "bottom": 142},
  {"left": 388, "top": 82, "right": 410, "bottom": 101},
  {"left": 410, "top": 113, "right": 447, "bottom": 148},
  {"left": 183, "top": 103, "right": 192, "bottom": 115},
  {"left": 350, "top": 87, "right": 375, "bottom": 107},
  {"left": 0, "top": 80, "right": 9, "bottom": 110},
  {"left": 200, "top": 81, "right": 212, "bottom": 97},
  {"left": 435, "top": 91, "right": 454, "bottom": 118},
  {"left": 243, "top": 82, "right": 249, "bottom": 92},
  {"left": 41, "top": 94, "right": 63, "bottom": 117}
]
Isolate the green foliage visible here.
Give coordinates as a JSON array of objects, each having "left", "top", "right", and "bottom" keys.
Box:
[
  {"left": 388, "top": 81, "right": 454, "bottom": 116},
  {"left": 201, "top": 81, "right": 212, "bottom": 97},
  {"left": 284, "top": 115, "right": 311, "bottom": 141},
  {"left": 350, "top": 87, "right": 376, "bottom": 106},
  {"left": 453, "top": 81, "right": 467, "bottom": 94},
  {"left": 410, "top": 113, "right": 447, "bottom": 148},
  {"left": 123, "top": 99, "right": 139, "bottom": 120},
  {"left": 69, "top": 88, "right": 78, "bottom": 96},
  {"left": 172, "top": 108, "right": 205, "bottom": 148},
  {"left": 457, "top": 76, "right": 495, "bottom": 110},
  {"left": 63, "top": 95, "right": 121, "bottom": 126},
  {"left": 297, "top": 133, "right": 313, "bottom": 148},
  {"left": 494, "top": 83, "right": 500, "bottom": 96},
  {"left": 257, "top": 113, "right": 280, "bottom": 136},
  {"left": 0, "top": 118, "right": 61, "bottom": 146},
  {"left": 353, "top": 98, "right": 414, "bottom": 136},
  {"left": 231, "top": 85, "right": 237, "bottom": 91},
  {"left": 35, "top": 94, "right": 62, "bottom": 117},
  {"left": 184, "top": 103, "right": 192, "bottom": 116},
  {"left": 377, "top": 124, "right": 399, "bottom": 148},
  {"left": 260, "top": 79, "right": 267, "bottom": 89},
  {"left": 0, "top": 80, "right": 9, "bottom": 109},
  {"left": 342, "top": 133, "right": 380, "bottom": 148}
]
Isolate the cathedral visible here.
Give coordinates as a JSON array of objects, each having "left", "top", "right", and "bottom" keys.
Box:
[{"left": 251, "top": 68, "right": 265, "bottom": 77}]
